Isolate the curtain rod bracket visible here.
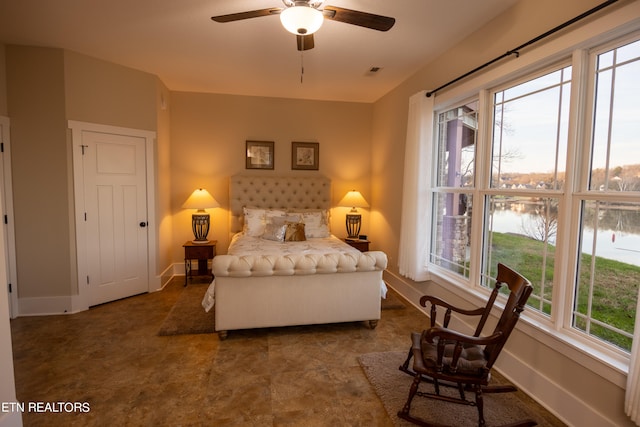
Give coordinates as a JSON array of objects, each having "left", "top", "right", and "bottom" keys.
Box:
[{"left": 507, "top": 50, "right": 520, "bottom": 58}]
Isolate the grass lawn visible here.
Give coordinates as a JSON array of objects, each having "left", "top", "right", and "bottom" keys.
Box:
[{"left": 488, "top": 231, "right": 640, "bottom": 351}]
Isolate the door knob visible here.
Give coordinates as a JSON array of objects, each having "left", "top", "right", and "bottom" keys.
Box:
[{"left": 139, "top": 222, "right": 147, "bottom": 227}]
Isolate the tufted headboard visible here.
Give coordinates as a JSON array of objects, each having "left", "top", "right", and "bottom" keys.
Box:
[{"left": 229, "top": 174, "right": 331, "bottom": 232}]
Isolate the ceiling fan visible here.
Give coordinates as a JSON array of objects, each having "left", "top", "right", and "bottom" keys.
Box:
[{"left": 211, "top": 0, "right": 395, "bottom": 51}]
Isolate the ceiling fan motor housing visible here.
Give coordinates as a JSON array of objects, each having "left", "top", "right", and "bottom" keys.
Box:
[{"left": 281, "top": 0, "right": 325, "bottom": 35}]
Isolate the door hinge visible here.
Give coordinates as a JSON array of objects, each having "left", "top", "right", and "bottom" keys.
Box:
[
  {"left": 0, "top": 142, "right": 4, "bottom": 153},
  {"left": 81, "top": 144, "right": 88, "bottom": 155},
  {"left": 3, "top": 215, "right": 7, "bottom": 225},
  {"left": 84, "top": 212, "right": 87, "bottom": 221},
  {"left": 86, "top": 276, "right": 90, "bottom": 285},
  {"left": 8, "top": 283, "right": 11, "bottom": 293}
]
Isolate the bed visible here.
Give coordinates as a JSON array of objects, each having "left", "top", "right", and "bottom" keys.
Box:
[{"left": 202, "top": 174, "right": 388, "bottom": 339}]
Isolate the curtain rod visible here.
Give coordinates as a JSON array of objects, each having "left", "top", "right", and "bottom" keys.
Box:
[{"left": 425, "top": 0, "right": 620, "bottom": 98}]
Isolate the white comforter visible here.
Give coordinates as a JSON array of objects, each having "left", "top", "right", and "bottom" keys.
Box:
[{"left": 227, "top": 232, "right": 361, "bottom": 256}]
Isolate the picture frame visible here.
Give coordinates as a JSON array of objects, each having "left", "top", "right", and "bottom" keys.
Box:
[
  {"left": 291, "top": 142, "right": 319, "bottom": 170},
  {"left": 246, "top": 140, "right": 274, "bottom": 170}
]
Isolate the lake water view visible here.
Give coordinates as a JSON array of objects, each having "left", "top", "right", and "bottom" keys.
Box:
[{"left": 490, "top": 208, "right": 640, "bottom": 267}]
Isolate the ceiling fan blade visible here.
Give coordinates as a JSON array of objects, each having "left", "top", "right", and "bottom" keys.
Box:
[
  {"left": 297, "top": 34, "right": 315, "bottom": 51},
  {"left": 211, "top": 8, "right": 282, "bottom": 23},
  {"left": 322, "top": 6, "right": 395, "bottom": 31}
]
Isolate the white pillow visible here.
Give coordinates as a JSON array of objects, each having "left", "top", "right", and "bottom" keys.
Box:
[
  {"left": 243, "top": 208, "right": 286, "bottom": 237},
  {"left": 288, "top": 209, "right": 330, "bottom": 238},
  {"left": 243, "top": 207, "right": 265, "bottom": 237}
]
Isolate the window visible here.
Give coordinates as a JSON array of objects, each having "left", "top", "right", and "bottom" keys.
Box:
[
  {"left": 484, "top": 66, "right": 571, "bottom": 315},
  {"left": 430, "top": 101, "right": 477, "bottom": 278},
  {"left": 428, "top": 34, "right": 640, "bottom": 354},
  {"left": 573, "top": 38, "right": 640, "bottom": 351}
]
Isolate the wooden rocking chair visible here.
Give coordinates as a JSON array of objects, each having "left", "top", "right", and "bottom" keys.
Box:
[{"left": 398, "top": 263, "right": 536, "bottom": 427}]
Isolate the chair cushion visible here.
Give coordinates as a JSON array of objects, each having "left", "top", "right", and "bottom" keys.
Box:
[{"left": 421, "top": 338, "right": 488, "bottom": 377}]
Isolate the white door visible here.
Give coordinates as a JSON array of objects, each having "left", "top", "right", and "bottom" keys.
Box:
[{"left": 82, "top": 131, "right": 149, "bottom": 306}]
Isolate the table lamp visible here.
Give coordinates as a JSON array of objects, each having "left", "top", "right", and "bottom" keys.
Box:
[
  {"left": 182, "top": 188, "right": 220, "bottom": 243},
  {"left": 338, "top": 190, "right": 369, "bottom": 238}
]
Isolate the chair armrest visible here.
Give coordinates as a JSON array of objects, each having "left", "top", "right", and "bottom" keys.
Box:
[
  {"left": 420, "top": 295, "right": 485, "bottom": 317},
  {"left": 423, "top": 326, "right": 504, "bottom": 346},
  {"left": 420, "top": 295, "right": 486, "bottom": 328}
]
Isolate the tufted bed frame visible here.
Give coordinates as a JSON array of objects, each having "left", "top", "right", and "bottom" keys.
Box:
[{"left": 207, "top": 174, "right": 388, "bottom": 340}]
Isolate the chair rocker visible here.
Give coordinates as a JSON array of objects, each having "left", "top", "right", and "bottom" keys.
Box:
[{"left": 397, "top": 263, "right": 536, "bottom": 427}]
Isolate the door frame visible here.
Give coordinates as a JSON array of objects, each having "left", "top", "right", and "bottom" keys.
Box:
[
  {"left": 0, "top": 116, "right": 18, "bottom": 319},
  {"left": 69, "top": 120, "right": 158, "bottom": 312}
]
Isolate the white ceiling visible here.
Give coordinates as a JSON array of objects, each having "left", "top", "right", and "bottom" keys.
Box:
[{"left": 0, "top": 0, "right": 519, "bottom": 103}]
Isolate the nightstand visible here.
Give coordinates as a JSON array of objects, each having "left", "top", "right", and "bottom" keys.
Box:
[
  {"left": 183, "top": 240, "right": 217, "bottom": 285},
  {"left": 343, "top": 238, "right": 370, "bottom": 252}
]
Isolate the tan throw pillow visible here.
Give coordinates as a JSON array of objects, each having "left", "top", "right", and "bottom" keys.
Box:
[{"left": 285, "top": 222, "right": 306, "bottom": 242}]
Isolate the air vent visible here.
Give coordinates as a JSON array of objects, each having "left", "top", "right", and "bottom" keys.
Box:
[{"left": 366, "top": 66, "right": 383, "bottom": 76}]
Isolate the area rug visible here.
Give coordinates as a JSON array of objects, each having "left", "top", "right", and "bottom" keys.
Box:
[
  {"left": 158, "top": 283, "right": 215, "bottom": 336},
  {"left": 381, "top": 291, "right": 407, "bottom": 310},
  {"left": 358, "top": 351, "right": 565, "bottom": 427}
]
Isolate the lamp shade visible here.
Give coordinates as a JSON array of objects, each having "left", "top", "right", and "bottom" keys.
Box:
[
  {"left": 338, "top": 190, "right": 369, "bottom": 210},
  {"left": 280, "top": 6, "right": 324, "bottom": 35},
  {"left": 182, "top": 188, "right": 220, "bottom": 211}
]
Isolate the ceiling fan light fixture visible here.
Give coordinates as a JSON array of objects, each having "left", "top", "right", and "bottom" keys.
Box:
[{"left": 280, "top": 6, "right": 324, "bottom": 35}]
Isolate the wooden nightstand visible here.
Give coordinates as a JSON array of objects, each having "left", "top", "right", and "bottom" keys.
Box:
[
  {"left": 183, "top": 240, "right": 217, "bottom": 285},
  {"left": 344, "top": 238, "right": 370, "bottom": 252}
]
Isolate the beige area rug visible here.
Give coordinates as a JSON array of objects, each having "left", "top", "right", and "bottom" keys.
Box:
[
  {"left": 158, "top": 283, "right": 216, "bottom": 336},
  {"left": 358, "top": 351, "right": 565, "bottom": 427}
]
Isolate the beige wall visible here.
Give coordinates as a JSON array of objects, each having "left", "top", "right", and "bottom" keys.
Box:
[
  {"left": 6, "top": 46, "right": 71, "bottom": 299},
  {"left": 169, "top": 92, "right": 373, "bottom": 259},
  {"left": 64, "top": 50, "right": 158, "bottom": 131},
  {"left": 0, "top": 44, "right": 7, "bottom": 116}
]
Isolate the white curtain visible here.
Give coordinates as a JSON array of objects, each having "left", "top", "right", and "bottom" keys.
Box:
[
  {"left": 397, "top": 91, "right": 434, "bottom": 282},
  {"left": 625, "top": 290, "right": 640, "bottom": 425}
]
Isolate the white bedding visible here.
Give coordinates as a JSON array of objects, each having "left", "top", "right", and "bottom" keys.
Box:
[{"left": 227, "top": 232, "right": 360, "bottom": 256}]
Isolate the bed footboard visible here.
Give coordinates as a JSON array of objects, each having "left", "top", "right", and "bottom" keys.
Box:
[{"left": 210, "top": 251, "right": 388, "bottom": 338}]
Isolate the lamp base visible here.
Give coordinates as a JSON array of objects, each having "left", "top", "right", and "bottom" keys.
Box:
[
  {"left": 192, "top": 213, "right": 210, "bottom": 243},
  {"left": 345, "top": 213, "right": 361, "bottom": 239}
]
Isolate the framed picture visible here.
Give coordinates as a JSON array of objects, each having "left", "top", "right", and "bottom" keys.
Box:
[
  {"left": 246, "top": 141, "right": 274, "bottom": 169},
  {"left": 291, "top": 142, "right": 319, "bottom": 170}
]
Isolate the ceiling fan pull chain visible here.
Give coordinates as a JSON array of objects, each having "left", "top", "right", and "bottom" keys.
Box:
[{"left": 300, "top": 48, "right": 304, "bottom": 83}]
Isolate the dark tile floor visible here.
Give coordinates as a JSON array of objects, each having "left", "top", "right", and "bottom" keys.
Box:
[{"left": 10, "top": 278, "right": 428, "bottom": 426}]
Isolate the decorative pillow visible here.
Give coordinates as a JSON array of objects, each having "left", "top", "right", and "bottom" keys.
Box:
[
  {"left": 243, "top": 207, "right": 265, "bottom": 237},
  {"left": 261, "top": 222, "right": 287, "bottom": 242},
  {"left": 288, "top": 210, "right": 330, "bottom": 238},
  {"left": 243, "top": 207, "right": 286, "bottom": 237},
  {"left": 285, "top": 222, "right": 306, "bottom": 242}
]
